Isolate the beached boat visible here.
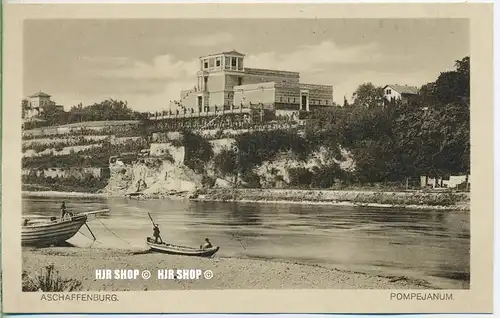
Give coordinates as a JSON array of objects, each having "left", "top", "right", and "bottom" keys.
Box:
[
  {"left": 21, "top": 209, "right": 109, "bottom": 247},
  {"left": 22, "top": 214, "right": 88, "bottom": 246},
  {"left": 146, "top": 239, "right": 220, "bottom": 257}
]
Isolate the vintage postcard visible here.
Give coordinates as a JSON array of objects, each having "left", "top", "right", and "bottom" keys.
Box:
[{"left": 2, "top": 2, "right": 494, "bottom": 314}]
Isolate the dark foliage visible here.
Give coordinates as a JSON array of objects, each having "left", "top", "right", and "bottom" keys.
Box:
[
  {"left": 24, "top": 99, "right": 148, "bottom": 129},
  {"left": 225, "top": 56, "right": 470, "bottom": 187},
  {"left": 22, "top": 173, "right": 109, "bottom": 193},
  {"left": 181, "top": 129, "right": 214, "bottom": 173}
]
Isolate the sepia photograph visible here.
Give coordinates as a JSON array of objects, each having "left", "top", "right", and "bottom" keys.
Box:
[
  {"left": 2, "top": 3, "right": 493, "bottom": 314},
  {"left": 20, "top": 17, "right": 471, "bottom": 291}
]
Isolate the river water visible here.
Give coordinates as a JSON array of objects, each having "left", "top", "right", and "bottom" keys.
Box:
[{"left": 22, "top": 195, "right": 470, "bottom": 289}]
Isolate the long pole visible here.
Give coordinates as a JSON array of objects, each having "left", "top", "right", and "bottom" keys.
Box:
[{"left": 147, "top": 212, "right": 155, "bottom": 225}]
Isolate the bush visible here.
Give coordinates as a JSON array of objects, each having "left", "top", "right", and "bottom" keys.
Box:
[
  {"left": 182, "top": 130, "right": 214, "bottom": 173},
  {"left": 235, "top": 130, "right": 312, "bottom": 171},
  {"left": 22, "top": 264, "right": 83, "bottom": 292},
  {"left": 310, "top": 164, "right": 344, "bottom": 188},
  {"left": 213, "top": 148, "right": 237, "bottom": 176},
  {"left": 240, "top": 170, "right": 261, "bottom": 188},
  {"left": 22, "top": 172, "right": 109, "bottom": 193},
  {"left": 288, "top": 167, "right": 313, "bottom": 188},
  {"left": 201, "top": 175, "right": 216, "bottom": 188}
]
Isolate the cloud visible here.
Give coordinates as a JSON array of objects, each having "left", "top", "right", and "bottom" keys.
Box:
[
  {"left": 244, "top": 41, "right": 382, "bottom": 74},
  {"left": 77, "top": 56, "right": 133, "bottom": 69},
  {"left": 55, "top": 79, "right": 195, "bottom": 112},
  {"left": 85, "top": 55, "right": 199, "bottom": 81},
  {"left": 186, "top": 32, "right": 234, "bottom": 47},
  {"left": 64, "top": 54, "right": 202, "bottom": 110}
]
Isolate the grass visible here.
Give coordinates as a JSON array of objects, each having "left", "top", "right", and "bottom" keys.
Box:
[{"left": 22, "top": 264, "right": 83, "bottom": 292}]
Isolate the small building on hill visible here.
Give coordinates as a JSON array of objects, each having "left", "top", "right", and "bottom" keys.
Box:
[
  {"left": 22, "top": 91, "right": 64, "bottom": 121},
  {"left": 383, "top": 85, "right": 419, "bottom": 104}
]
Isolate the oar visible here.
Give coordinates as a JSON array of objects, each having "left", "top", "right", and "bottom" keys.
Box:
[
  {"left": 83, "top": 209, "right": 110, "bottom": 216},
  {"left": 85, "top": 222, "right": 96, "bottom": 241}
]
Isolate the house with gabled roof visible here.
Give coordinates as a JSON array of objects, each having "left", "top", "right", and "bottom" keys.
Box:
[
  {"left": 383, "top": 84, "right": 419, "bottom": 104},
  {"left": 23, "top": 91, "right": 64, "bottom": 121}
]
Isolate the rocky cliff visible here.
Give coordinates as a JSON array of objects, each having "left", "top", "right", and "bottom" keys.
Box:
[{"left": 101, "top": 143, "right": 203, "bottom": 197}]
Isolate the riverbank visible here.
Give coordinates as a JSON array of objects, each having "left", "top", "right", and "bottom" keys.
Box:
[
  {"left": 22, "top": 190, "right": 108, "bottom": 198},
  {"left": 22, "top": 247, "right": 436, "bottom": 290},
  {"left": 193, "top": 188, "right": 470, "bottom": 211},
  {"left": 22, "top": 187, "right": 470, "bottom": 210}
]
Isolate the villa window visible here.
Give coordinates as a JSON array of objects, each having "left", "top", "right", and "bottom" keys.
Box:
[
  {"left": 204, "top": 60, "right": 208, "bottom": 69},
  {"left": 231, "top": 57, "right": 237, "bottom": 68},
  {"left": 216, "top": 57, "right": 221, "bottom": 67}
]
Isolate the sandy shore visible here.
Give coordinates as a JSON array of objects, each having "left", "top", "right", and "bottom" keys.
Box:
[{"left": 22, "top": 247, "right": 435, "bottom": 291}]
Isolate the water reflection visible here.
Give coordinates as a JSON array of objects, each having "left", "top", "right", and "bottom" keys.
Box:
[{"left": 22, "top": 195, "right": 470, "bottom": 289}]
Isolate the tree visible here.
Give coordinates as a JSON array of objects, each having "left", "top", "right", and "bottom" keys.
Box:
[
  {"left": 431, "top": 56, "right": 470, "bottom": 106},
  {"left": 343, "top": 96, "right": 350, "bottom": 107},
  {"left": 40, "top": 105, "right": 67, "bottom": 126},
  {"left": 351, "top": 83, "right": 385, "bottom": 108},
  {"left": 21, "top": 99, "right": 29, "bottom": 119}
]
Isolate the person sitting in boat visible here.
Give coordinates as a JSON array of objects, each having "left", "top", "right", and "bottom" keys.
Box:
[
  {"left": 200, "top": 238, "right": 213, "bottom": 250},
  {"left": 152, "top": 224, "right": 162, "bottom": 244},
  {"left": 60, "top": 202, "right": 74, "bottom": 220}
]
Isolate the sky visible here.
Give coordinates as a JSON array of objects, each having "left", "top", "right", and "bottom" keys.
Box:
[{"left": 24, "top": 19, "right": 469, "bottom": 112}]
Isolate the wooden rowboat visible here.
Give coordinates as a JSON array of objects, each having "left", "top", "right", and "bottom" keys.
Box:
[
  {"left": 146, "top": 238, "right": 220, "bottom": 257},
  {"left": 22, "top": 214, "right": 88, "bottom": 247},
  {"left": 21, "top": 209, "right": 109, "bottom": 247}
]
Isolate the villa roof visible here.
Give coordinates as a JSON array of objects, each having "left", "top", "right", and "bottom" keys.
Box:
[
  {"left": 220, "top": 50, "right": 245, "bottom": 56},
  {"left": 384, "top": 85, "right": 419, "bottom": 95},
  {"left": 29, "top": 91, "right": 51, "bottom": 98},
  {"left": 200, "top": 50, "right": 246, "bottom": 58}
]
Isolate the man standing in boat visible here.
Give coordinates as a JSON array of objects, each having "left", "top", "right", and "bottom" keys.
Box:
[
  {"left": 60, "top": 201, "right": 73, "bottom": 220},
  {"left": 153, "top": 224, "right": 162, "bottom": 244},
  {"left": 60, "top": 202, "right": 67, "bottom": 220}
]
